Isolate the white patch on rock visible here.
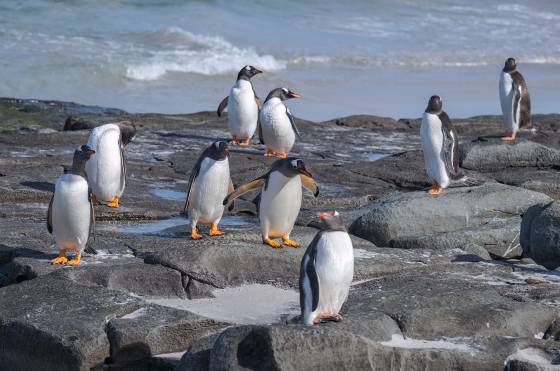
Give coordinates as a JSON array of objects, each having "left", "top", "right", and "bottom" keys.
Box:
[
  {"left": 505, "top": 348, "right": 554, "bottom": 367},
  {"left": 380, "top": 334, "right": 477, "bottom": 353},
  {"left": 121, "top": 307, "right": 147, "bottom": 319}
]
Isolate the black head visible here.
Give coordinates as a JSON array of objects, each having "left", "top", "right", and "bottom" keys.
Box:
[
  {"left": 425, "top": 95, "right": 443, "bottom": 114},
  {"left": 237, "top": 65, "right": 263, "bottom": 81},
  {"left": 317, "top": 211, "right": 346, "bottom": 232},
  {"left": 118, "top": 121, "right": 137, "bottom": 147},
  {"left": 275, "top": 157, "right": 313, "bottom": 178},
  {"left": 503, "top": 58, "right": 516, "bottom": 73},
  {"left": 206, "top": 140, "right": 229, "bottom": 161},
  {"left": 69, "top": 144, "right": 95, "bottom": 175},
  {"left": 264, "top": 88, "right": 302, "bottom": 103}
]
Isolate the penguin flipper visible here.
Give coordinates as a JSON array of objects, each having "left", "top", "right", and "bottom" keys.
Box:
[
  {"left": 439, "top": 111, "right": 462, "bottom": 180},
  {"left": 299, "top": 233, "right": 321, "bottom": 315},
  {"left": 217, "top": 96, "right": 228, "bottom": 117},
  {"left": 300, "top": 174, "right": 320, "bottom": 197},
  {"left": 47, "top": 195, "right": 54, "bottom": 234},
  {"left": 183, "top": 157, "right": 203, "bottom": 217},
  {"left": 258, "top": 117, "right": 265, "bottom": 145},
  {"left": 511, "top": 72, "right": 531, "bottom": 128},
  {"left": 227, "top": 178, "right": 235, "bottom": 211},
  {"left": 119, "top": 143, "right": 127, "bottom": 195},
  {"left": 286, "top": 107, "right": 301, "bottom": 139},
  {"left": 87, "top": 189, "right": 96, "bottom": 251},
  {"left": 255, "top": 96, "right": 262, "bottom": 109},
  {"left": 223, "top": 177, "right": 264, "bottom": 206}
]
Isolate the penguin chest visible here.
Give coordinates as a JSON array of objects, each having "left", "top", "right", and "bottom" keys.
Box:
[
  {"left": 260, "top": 101, "right": 295, "bottom": 153},
  {"left": 314, "top": 232, "right": 354, "bottom": 313},
  {"left": 189, "top": 158, "right": 230, "bottom": 223},
  {"left": 228, "top": 81, "right": 258, "bottom": 138},
  {"left": 259, "top": 172, "right": 302, "bottom": 237},
  {"left": 420, "top": 113, "right": 449, "bottom": 187},
  {"left": 52, "top": 174, "right": 91, "bottom": 250},
  {"left": 86, "top": 124, "right": 124, "bottom": 201},
  {"left": 499, "top": 72, "right": 515, "bottom": 128}
]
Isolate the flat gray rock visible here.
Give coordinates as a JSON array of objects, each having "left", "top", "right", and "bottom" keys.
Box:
[{"left": 522, "top": 201, "right": 560, "bottom": 269}]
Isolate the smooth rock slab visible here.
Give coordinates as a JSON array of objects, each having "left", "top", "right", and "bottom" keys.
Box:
[
  {"left": 522, "top": 201, "right": 560, "bottom": 269},
  {"left": 0, "top": 275, "right": 142, "bottom": 371},
  {"left": 106, "top": 304, "right": 228, "bottom": 366},
  {"left": 350, "top": 183, "right": 551, "bottom": 247},
  {"left": 461, "top": 139, "right": 560, "bottom": 172}
]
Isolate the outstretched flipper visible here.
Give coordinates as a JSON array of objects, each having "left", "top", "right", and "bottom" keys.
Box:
[
  {"left": 47, "top": 195, "right": 54, "bottom": 234},
  {"left": 217, "top": 96, "right": 228, "bottom": 117},
  {"left": 286, "top": 107, "right": 301, "bottom": 139},
  {"left": 223, "top": 177, "right": 265, "bottom": 206},
  {"left": 300, "top": 174, "right": 320, "bottom": 197},
  {"left": 299, "top": 232, "right": 321, "bottom": 319}
]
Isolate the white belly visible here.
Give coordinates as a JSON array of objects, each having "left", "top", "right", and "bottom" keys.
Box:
[
  {"left": 311, "top": 232, "right": 354, "bottom": 318},
  {"left": 52, "top": 174, "right": 91, "bottom": 251},
  {"left": 260, "top": 99, "right": 295, "bottom": 154},
  {"left": 189, "top": 157, "right": 230, "bottom": 225},
  {"left": 85, "top": 124, "right": 124, "bottom": 201},
  {"left": 499, "top": 71, "right": 517, "bottom": 132},
  {"left": 228, "top": 80, "right": 258, "bottom": 139},
  {"left": 420, "top": 112, "right": 449, "bottom": 188},
  {"left": 259, "top": 171, "right": 301, "bottom": 238}
]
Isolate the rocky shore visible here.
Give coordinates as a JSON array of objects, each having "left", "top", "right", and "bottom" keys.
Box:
[{"left": 0, "top": 97, "right": 559, "bottom": 370}]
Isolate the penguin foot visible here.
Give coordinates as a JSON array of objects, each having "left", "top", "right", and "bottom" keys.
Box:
[
  {"left": 264, "top": 148, "right": 275, "bottom": 157},
  {"left": 209, "top": 224, "right": 225, "bottom": 236},
  {"left": 282, "top": 237, "right": 300, "bottom": 248},
  {"left": 330, "top": 314, "right": 343, "bottom": 322},
  {"left": 239, "top": 138, "right": 251, "bottom": 146},
  {"left": 264, "top": 238, "right": 282, "bottom": 248},
  {"left": 427, "top": 184, "right": 443, "bottom": 195},
  {"left": 501, "top": 133, "right": 516, "bottom": 141},
  {"left": 191, "top": 227, "right": 204, "bottom": 240},
  {"left": 277, "top": 152, "right": 287, "bottom": 159},
  {"left": 67, "top": 252, "right": 81, "bottom": 266},
  {"left": 230, "top": 135, "right": 239, "bottom": 145},
  {"left": 107, "top": 196, "right": 119, "bottom": 208},
  {"left": 50, "top": 250, "right": 68, "bottom": 265}
]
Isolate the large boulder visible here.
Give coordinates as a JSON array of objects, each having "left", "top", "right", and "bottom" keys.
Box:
[
  {"left": 0, "top": 275, "right": 142, "bottom": 371},
  {"left": 350, "top": 184, "right": 551, "bottom": 253},
  {"left": 521, "top": 201, "right": 560, "bottom": 269},
  {"left": 461, "top": 139, "right": 560, "bottom": 172}
]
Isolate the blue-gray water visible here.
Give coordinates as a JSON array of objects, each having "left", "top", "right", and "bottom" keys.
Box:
[{"left": 0, "top": 0, "right": 559, "bottom": 120}]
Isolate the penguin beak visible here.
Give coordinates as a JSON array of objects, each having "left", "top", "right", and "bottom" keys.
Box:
[
  {"left": 287, "top": 91, "right": 302, "bottom": 99},
  {"left": 253, "top": 68, "right": 263, "bottom": 75}
]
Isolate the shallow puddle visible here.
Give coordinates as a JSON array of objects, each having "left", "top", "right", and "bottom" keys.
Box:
[
  {"left": 149, "top": 187, "right": 186, "bottom": 201},
  {"left": 148, "top": 284, "right": 300, "bottom": 325}
]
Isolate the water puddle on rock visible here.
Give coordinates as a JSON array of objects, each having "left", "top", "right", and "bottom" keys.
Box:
[
  {"left": 98, "top": 216, "right": 254, "bottom": 236},
  {"left": 148, "top": 284, "right": 300, "bottom": 325},
  {"left": 149, "top": 188, "right": 186, "bottom": 201}
]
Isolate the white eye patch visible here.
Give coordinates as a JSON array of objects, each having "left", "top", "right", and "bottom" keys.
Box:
[
  {"left": 282, "top": 88, "right": 288, "bottom": 94},
  {"left": 291, "top": 159, "right": 299, "bottom": 167}
]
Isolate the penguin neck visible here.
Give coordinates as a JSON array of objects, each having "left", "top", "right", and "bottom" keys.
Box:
[
  {"left": 503, "top": 67, "right": 516, "bottom": 74},
  {"left": 264, "top": 96, "right": 282, "bottom": 105},
  {"left": 425, "top": 109, "right": 441, "bottom": 115},
  {"left": 237, "top": 72, "right": 251, "bottom": 82},
  {"left": 68, "top": 164, "right": 86, "bottom": 177}
]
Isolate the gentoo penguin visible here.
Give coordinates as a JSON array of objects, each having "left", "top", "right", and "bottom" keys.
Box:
[
  {"left": 259, "top": 88, "right": 302, "bottom": 158},
  {"left": 223, "top": 157, "right": 319, "bottom": 248},
  {"left": 499, "top": 57, "right": 531, "bottom": 141},
  {"left": 47, "top": 145, "right": 96, "bottom": 266},
  {"left": 183, "top": 141, "right": 234, "bottom": 239},
  {"left": 217, "top": 65, "right": 263, "bottom": 145},
  {"left": 85, "top": 122, "right": 136, "bottom": 207},
  {"left": 300, "top": 211, "right": 354, "bottom": 326},
  {"left": 420, "top": 95, "right": 462, "bottom": 195}
]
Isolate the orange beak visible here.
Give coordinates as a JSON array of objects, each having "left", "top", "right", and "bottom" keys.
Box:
[{"left": 287, "top": 91, "right": 302, "bottom": 99}]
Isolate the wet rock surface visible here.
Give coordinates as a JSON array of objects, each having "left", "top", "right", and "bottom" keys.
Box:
[{"left": 1, "top": 98, "right": 560, "bottom": 370}]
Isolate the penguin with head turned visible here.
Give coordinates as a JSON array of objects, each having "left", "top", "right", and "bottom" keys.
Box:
[
  {"left": 223, "top": 157, "right": 319, "bottom": 248},
  {"left": 183, "top": 141, "right": 234, "bottom": 239},
  {"left": 259, "top": 87, "right": 302, "bottom": 158},
  {"left": 217, "top": 65, "right": 263, "bottom": 146},
  {"left": 299, "top": 211, "right": 354, "bottom": 325},
  {"left": 420, "top": 95, "right": 462, "bottom": 195},
  {"left": 48, "top": 145, "right": 96, "bottom": 266},
  {"left": 499, "top": 57, "right": 531, "bottom": 141}
]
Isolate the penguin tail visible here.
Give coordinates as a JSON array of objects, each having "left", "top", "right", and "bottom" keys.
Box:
[{"left": 84, "top": 245, "right": 98, "bottom": 255}]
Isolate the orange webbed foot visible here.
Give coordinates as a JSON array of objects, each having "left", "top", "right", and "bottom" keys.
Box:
[
  {"left": 264, "top": 148, "right": 275, "bottom": 157},
  {"left": 501, "top": 134, "right": 516, "bottom": 141},
  {"left": 50, "top": 250, "right": 68, "bottom": 265},
  {"left": 230, "top": 135, "right": 239, "bottom": 145},
  {"left": 239, "top": 138, "right": 251, "bottom": 146},
  {"left": 107, "top": 196, "right": 119, "bottom": 208},
  {"left": 191, "top": 227, "right": 204, "bottom": 240},
  {"left": 66, "top": 252, "right": 81, "bottom": 266},
  {"left": 427, "top": 184, "right": 443, "bottom": 195},
  {"left": 277, "top": 152, "right": 288, "bottom": 159},
  {"left": 209, "top": 223, "right": 225, "bottom": 236},
  {"left": 282, "top": 236, "right": 301, "bottom": 248},
  {"left": 264, "top": 238, "right": 282, "bottom": 248}
]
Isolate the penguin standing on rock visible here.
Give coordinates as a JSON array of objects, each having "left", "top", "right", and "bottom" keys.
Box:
[
  {"left": 48, "top": 145, "right": 96, "bottom": 266},
  {"left": 223, "top": 157, "right": 319, "bottom": 248},
  {"left": 85, "top": 122, "right": 136, "bottom": 208},
  {"left": 300, "top": 211, "right": 354, "bottom": 326},
  {"left": 420, "top": 95, "right": 462, "bottom": 195},
  {"left": 499, "top": 57, "right": 531, "bottom": 141},
  {"left": 259, "top": 88, "right": 302, "bottom": 158},
  {"left": 217, "top": 65, "right": 263, "bottom": 146},
  {"left": 183, "top": 141, "right": 234, "bottom": 239}
]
